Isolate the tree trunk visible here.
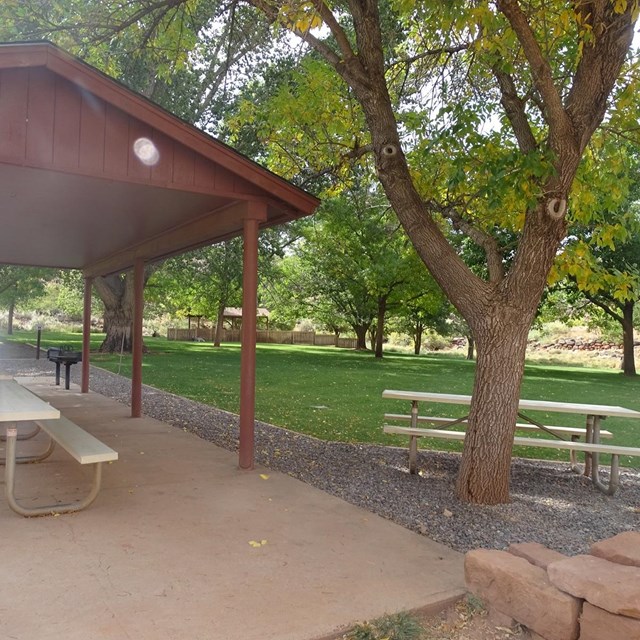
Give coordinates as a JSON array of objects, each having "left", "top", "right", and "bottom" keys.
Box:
[
  {"left": 100, "top": 302, "right": 133, "bottom": 353},
  {"left": 466, "top": 334, "right": 475, "bottom": 360},
  {"left": 214, "top": 301, "right": 225, "bottom": 347},
  {"left": 333, "top": 328, "right": 340, "bottom": 347},
  {"left": 93, "top": 267, "right": 156, "bottom": 353},
  {"left": 621, "top": 300, "right": 636, "bottom": 376},
  {"left": 354, "top": 324, "right": 368, "bottom": 350},
  {"left": 7, "top": 296, "right": 15, "bottom": 335},
  {"left": 455, "top": 316, "right": 530, "bottom": 504},
  {"left": 374, "top": 296, "right": 387, "bottom": 358},
  {"left": 414, "top": 322, "right": 423, "bottom": 355}
]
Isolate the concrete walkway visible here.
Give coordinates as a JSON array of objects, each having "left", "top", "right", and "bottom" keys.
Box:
[{"left": 0, "top": 376, "right": 464, "bottom": 640}]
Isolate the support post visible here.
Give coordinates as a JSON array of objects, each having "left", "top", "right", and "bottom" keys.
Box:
[
  {"left": 81, "top": 277, "right": 92, "bottom": 393},
  {"left": 238, "top": 203, "right": 267, "bottom": 470},
  {"left": 131, "top": 259, "right": 145, "bottom": 418}
]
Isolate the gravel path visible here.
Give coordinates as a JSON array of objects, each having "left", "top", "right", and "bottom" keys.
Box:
[{"left": 3, "top": 352, "right": 638, "bottom": 555}]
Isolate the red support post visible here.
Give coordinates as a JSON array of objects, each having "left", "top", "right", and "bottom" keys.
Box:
[
  {"left": 238, "top": 203, "right": 267, "bottom": 470},
  {"left": 81, "top": 276, "right": 92, "bottom": 393},
  {"left": 131, "top": 259, "right": 145, "bottom": 418}
]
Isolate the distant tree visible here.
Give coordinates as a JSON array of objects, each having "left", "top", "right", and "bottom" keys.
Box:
[
  {"left": 150, "top": 241, "right": 244, "bottom": 346},
  {"left": 0, "top": 266, "right": 52, "bottom": 334},
  {"left": 552, "top": 145, "right": 640, "bottom": 376}
]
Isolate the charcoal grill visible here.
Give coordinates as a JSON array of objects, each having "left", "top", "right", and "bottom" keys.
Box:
[{"left": 47, "top": 346, "right": 82, "bottom": 390}]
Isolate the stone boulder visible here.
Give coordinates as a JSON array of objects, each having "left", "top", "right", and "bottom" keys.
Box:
[
  {"left": 579, "top": 602, "right": 640, "bottom": 640},
  {"left": 590, "top": 531, "right": 640, "bottom": 568},
  {"left": 465, "top": 549, "right": 580, "bottom": 640},
  {"left": 508, "top": 542, "right": 567, "bottom": 569},
  {"left": 548, "top": 555, "right": 640, "bottom": 619}
]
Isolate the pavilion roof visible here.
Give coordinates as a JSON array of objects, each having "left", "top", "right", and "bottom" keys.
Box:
[{"left": 0, "top": 41, "right": 319, "bottom": 277}]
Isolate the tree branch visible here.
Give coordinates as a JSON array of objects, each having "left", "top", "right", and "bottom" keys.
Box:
[
  {"left": 434, "top": 203, "right": 505, "bottom": 284},
  {"left": 566, "top": 1, "right": 636, "bottom": 151},
  {"left": 493, "top": 67, "right": 538, "bottom": 154},
  {"left": 582, "top": 289, "right": 624, "bottom": 324},
  {"left": 391, "top": 43, "right": 471, "bottom": 68},
  {"left": 497, "top": 0, "right": 573, "bottom": 141}
]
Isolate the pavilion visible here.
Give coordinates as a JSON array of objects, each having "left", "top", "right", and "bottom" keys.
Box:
[{"left": 0, "top": 41, "right": 320, "bottom": 469}]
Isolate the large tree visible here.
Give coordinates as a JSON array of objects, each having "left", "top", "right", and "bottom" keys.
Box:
[{"left": 241, "top": 1, "right": 638, "bottom": 503}]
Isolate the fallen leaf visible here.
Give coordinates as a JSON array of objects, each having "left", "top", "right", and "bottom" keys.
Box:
[
  {"left": 443, "top": 508, "right": 453, "bottom": 517},
  {"left": 260, "top": 474, "right": 270, "bottom": 480},
  {"left": 248, "top": 539, "right": 268, "bottom": 548}
]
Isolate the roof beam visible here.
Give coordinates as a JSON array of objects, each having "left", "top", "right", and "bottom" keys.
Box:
[{"left": 83, "top": 200, "right": 268, "bottom": 278}]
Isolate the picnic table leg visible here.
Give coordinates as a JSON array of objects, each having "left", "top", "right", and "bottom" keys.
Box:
[
  {"left": 408, "top": 401, "right": 419, "bottom": 474},
  {"left": 584, "top": 415, "right": 594, "bottom": 477},
  {"left": 5, "top": 426, "right": 104, "bottom": 516},
  {"left": 409, "top": 436, "right": 418, "bottom": 474},
  {"left": 589, "top": 415, "right": 618, "bottom": 494},
  {"left": 569, "top": 435, "right": 580, "bottom": 473}
]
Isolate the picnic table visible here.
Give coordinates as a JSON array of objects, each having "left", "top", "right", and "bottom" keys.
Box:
[
  {"left": 0, "top": 379, "right": 117, "bottom": 516},
  {"left": 382, "top": 389, "right": 640, "bottom": 494}
]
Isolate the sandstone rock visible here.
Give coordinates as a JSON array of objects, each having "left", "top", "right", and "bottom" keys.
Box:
[
  {"left": 579, "top": 602, "right": 640, "bottom": 640},
  {"left": 548, "top": 555, "right": 640, "bottom": 619},
  {"left": 508, "top": 542, "right": 567, "bottom": 570},
  {"left": 590, "top": 531, "right": 640, "bottom": 568},
  {"left": 465, "top": 549, "right": 580, "bottom": 640},
  {"left": 487, "top": 607, "right": 517, "bottom": 628}
]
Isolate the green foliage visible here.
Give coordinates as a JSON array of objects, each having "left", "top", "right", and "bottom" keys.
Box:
[
  {"left": 0, "top": 266, "right": 55, "bottom": 311},
  {"left": 264, "top": 180, "right": 433, "bottom": 340},
  {"left": 148, "top": 241, "right": 244, "bottom": 320}
]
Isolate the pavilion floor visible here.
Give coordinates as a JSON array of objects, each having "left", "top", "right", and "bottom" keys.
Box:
[{"left": 0, "top": 373, "right": 464, "bottom": 640}]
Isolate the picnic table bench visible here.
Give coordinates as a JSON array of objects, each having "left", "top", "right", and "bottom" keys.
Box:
[
  {"left": 1, "top": 379, "right": 117, "bottom": 516},
  {"left": 382, "top": 389, "right": 640, "bottom": 495}
]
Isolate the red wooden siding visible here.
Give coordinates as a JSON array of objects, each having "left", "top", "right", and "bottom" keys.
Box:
[{"left": 0, "top": 66, "right": 269, "bottom": 199}]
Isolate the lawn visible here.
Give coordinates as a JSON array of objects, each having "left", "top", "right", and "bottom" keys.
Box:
[{"left": 7, "top": 330, "right": 640, "bottom": 467}]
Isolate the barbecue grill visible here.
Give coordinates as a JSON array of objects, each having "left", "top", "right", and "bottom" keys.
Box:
[{"left": 47, "top": 346, "right": 82, "bottom": 390}]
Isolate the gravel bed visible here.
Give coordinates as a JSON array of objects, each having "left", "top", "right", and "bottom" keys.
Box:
[{"left": 3, "top": 354, "right": 639, "bottom": 555}]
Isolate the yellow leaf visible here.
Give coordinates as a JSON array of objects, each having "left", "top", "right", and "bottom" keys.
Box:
[
  {"left": 260, "top": 474, "right": 270, "bottom": 480},
  {"left": 248, "top": 539, "right": 268, "bottom": 547}
]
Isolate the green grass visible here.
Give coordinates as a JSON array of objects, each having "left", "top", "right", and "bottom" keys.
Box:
[{"left": 6, "top": 330, "right": 640, "bottom": 467}]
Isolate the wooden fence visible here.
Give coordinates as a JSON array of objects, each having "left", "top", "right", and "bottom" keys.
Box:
[{"left": 166, "top": 327, "right": 357, "bottom": 349}]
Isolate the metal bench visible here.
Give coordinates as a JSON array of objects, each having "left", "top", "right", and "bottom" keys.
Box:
[
  {"left": 383, "top": 424, "right": 640, "bottom": 495},
  {"left": 383, "top": 413, "right": 613, "bottom": 474},
  {"left": 4, "top": 415, "right": 118, "bottom": 517}
]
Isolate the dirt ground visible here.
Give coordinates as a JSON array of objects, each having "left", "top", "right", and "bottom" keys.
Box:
[{"left": 416, "top": 599, "right": 531, "bottom": 640}]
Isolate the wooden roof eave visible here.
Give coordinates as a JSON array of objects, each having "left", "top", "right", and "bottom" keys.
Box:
[{"left": 0, "top": 42, "right": 319, "bottom": 216}]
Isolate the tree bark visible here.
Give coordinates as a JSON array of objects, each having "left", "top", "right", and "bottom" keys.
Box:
[
  {"left": 414, "top": 322, "right": 423, "bottom": 355},
  {"left": 621, "top": 300, "right": 636, "bottom": 376},
  {"left": 354, "top": 324, "right": 368, "bottom": 349},
  {"left": 7, "top": 296, "right": 15, "bottom": 335},
  {"left": 94, "top": 267, "right": 156, "bottom": 353},
  {"left": 455, "top": 313, "right": 530, "bottom": 503},
  {"left": 214, "top": 301, "right": 225, "bottom": 347},
  {"left": 374, "top": 296, "right": 387, "bottom": 358},
  {"left": 466, "top": 334, "right": 475, "bottom": 361}
]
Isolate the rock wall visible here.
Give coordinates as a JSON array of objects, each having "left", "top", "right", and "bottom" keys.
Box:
[{"left": 465, "top": 532, "right": 640, "bottom": 640}]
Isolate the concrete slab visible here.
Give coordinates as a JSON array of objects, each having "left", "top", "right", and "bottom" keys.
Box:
[{"left": 0, "top": 380, "right": 465, "bottom": 640}]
